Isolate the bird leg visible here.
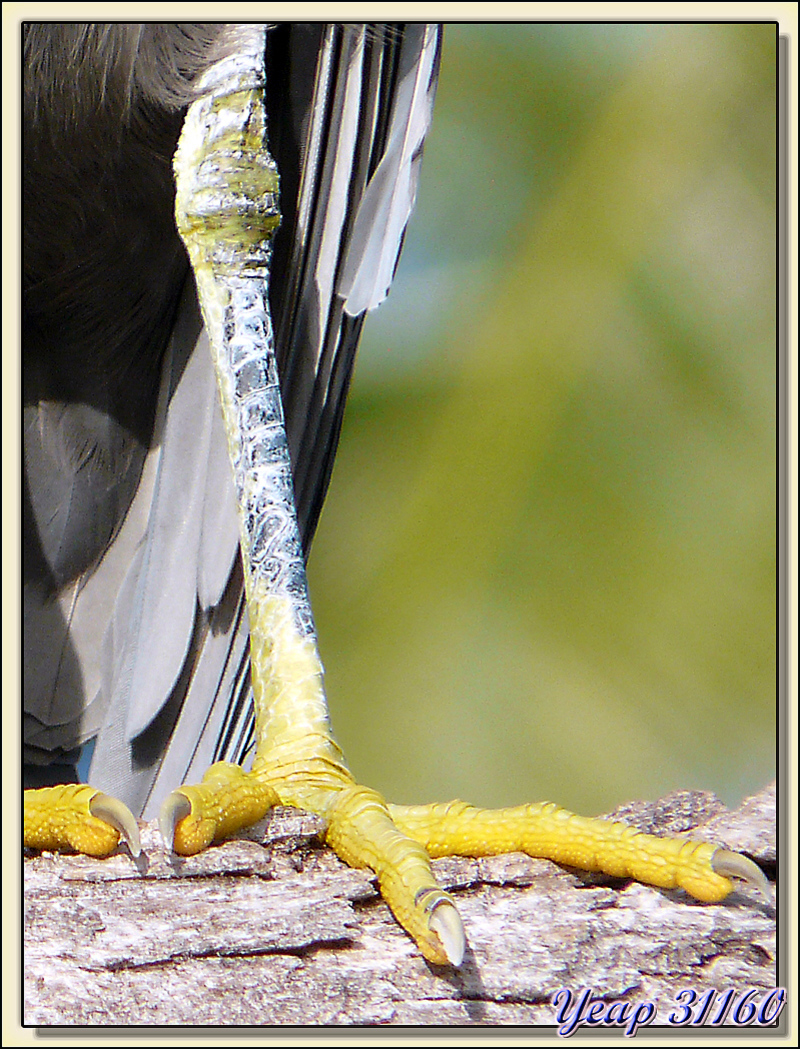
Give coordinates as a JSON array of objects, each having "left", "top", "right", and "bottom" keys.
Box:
[
  {"left": 23, "top": 24, "right": 769, "bottom": 969},
  {"left": 163, "top": 25, "right": 768, "bottom": 965},
  {"left": 162, "top": 25, "right": 466, "bottom": 966}
]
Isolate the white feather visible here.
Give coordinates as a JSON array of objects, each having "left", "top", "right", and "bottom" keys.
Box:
[
  {"left": 341, "top": 25, "right": 438, "bottom": 316},
  {"left": 315, "top": 29, "right": 365, "bottom": 341}
]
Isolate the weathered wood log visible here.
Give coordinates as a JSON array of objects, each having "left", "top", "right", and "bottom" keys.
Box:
[{"left": 24, "top": 783, "right": 777, "bottom": 1027}]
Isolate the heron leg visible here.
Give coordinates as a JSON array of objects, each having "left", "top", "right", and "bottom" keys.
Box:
[
  {"left": 23, "top": 25, "right": 767, "bottom": 970},
  {"left": 159, "top": 30, "right": 463, "bottom": 966},
  {"left": 163, "top": 27, "right": 767, "bottom": 967}
]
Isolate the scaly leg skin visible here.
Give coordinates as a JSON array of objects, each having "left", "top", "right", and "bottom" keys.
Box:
[
  {"left": 23, "top": 27, "right": 767, "bottom": 968},
  {"left": 160, "top": 26, "right": 768, "bottom": 968},
  {"left": 24, "top": 785, "right": 141, "bottom": 858}
]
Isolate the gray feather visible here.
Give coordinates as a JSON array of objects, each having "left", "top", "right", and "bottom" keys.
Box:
[
  {"left": 23, "top": 22, "right": 443, "bottom": 817},
  {"left": 87, "top": 282, "right": 243, "bottom": 815}
]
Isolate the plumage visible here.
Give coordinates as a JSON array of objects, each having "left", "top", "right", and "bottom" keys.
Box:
[
  {"left": 23, "top": 22, "right": 442, "bottom": 816},
  {"left": 23, "top": 24, "right": 771, "bottom": 970},
  {"left": 340, "top": 24, "right": 440, "bottom": 315}
]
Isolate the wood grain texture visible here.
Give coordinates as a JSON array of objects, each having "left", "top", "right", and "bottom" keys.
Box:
[{"left": 24, "top": 783, "right": 777, "bottom": 1027}]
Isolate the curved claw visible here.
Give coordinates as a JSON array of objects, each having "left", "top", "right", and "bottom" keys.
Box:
[
  {"left": 159, "top": 791, "right": 193, "bottom": 852},
  {"left": 159, "top": 765, "right": 279, "bottom": 855},
  {"left": 711, "top": 848, "right": 771, "bottom": 903},
  {"left": 88, "top": 793, "right": 141, "bottom": 857},
  {"left": 24, "top": 784, "right": 137, "bottom": 857},
  {"left": 429, "top": 900, "right": 466, "bottom": 967}
]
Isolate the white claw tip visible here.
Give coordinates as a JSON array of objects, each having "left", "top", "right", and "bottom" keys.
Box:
[
  {"left": 430, "top": 901, "right": 466, "bottom": 967},
  {"left": 159, "top": 792, "right": 191, "bottom": 852},
  {"left": 89, "top": 793, "right": 141, "bottom": 857},
  {"left": 712, "top": 848, "right": 772, "bottom": 903}
]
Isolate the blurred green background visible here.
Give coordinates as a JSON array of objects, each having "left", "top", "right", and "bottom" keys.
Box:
[{"left": 308, "top": 23, "right": 776, "bottom": 817}]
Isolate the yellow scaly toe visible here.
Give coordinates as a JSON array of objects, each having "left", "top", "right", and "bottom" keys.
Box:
[{"left": 24, "top": 784, "right": 140, "bottom": 858}]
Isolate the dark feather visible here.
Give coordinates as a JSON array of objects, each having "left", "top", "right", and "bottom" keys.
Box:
[{"left": 23, "top": 22, "right": 441, "bottom": 816}]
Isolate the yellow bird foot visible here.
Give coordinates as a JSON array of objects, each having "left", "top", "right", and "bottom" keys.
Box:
[
  {"left": 323, "top": 783, "right": 465, "bottom": 965},
  {"left": 156, "top": 766, "right": 768, "bottom": 966},
  {"left": 154, "top": 29, "right": 770, "bottom": 968},
  {"left": 24, "top": 775, "right": 768, "bottom": 967},
  {"left": 388, "top": 799, "right": 772, "bottom": 904},
  {"left": 160, "top": 765, "right": 465, "bottom": 965},
  {"left": 24, "top": 783, "right": 140, "bottom": 858},
  {"left": 159, "top": 762, "right": 280, "bottom": 855}
]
